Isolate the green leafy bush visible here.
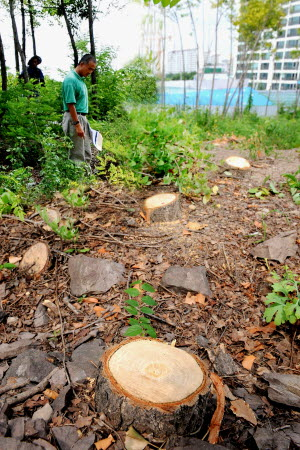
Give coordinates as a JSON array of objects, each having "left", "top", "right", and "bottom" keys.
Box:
[
  {"left": 0, "top": 190, "right": 25, "bottom": 220},
  {"left": 37, "top": 206, "right": 79, "bottom": 241},
  {"left": 264, "top": 268, "right": 300, "bottom": 325}
]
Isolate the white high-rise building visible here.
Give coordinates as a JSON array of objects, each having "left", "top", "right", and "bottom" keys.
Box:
[
  {"left": 236, "top": 0, "right": 300, "bottom": 91},
  {"left": 167, "top": 49, "right": 198, "bottom": 74}
]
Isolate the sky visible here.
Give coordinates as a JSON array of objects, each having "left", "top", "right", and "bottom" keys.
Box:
[{"left": 0, "top": 1, "right": 233, "bottom": 80}]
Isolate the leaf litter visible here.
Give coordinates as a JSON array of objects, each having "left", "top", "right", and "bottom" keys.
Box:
[{"left": 0, "top": 152, "right": 299, "bottom": 449}]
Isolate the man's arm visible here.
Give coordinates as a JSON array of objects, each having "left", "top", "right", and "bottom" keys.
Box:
[{"left": 67, "top": 103, "right": 85, "bottom": 138}]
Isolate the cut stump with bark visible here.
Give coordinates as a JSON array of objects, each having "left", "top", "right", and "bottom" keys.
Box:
[
  {"left": 142, "top": 193, "right": 181, "bottom": 224},
  {"left": 19, "top": 242, "right": 50, "bottom": 276},
  {"left": 224, "top": 156, "right": 250, "bottom": 170},
  {"left": 95, "top": 338, "right": 209, "bottom": 438}
]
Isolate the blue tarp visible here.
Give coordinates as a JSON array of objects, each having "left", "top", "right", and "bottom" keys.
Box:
[{"left": 160, "top": 87, "right": 273, "bottom": 107}]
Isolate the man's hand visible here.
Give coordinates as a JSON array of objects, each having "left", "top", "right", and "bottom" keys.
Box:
[{"left": 75, "top": 123, "right": 85, "bottom": 138}]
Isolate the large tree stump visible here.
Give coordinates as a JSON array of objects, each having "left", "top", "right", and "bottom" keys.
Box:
[
  {"left": 142, "top": 193, "right": 181, "bottom": 224},
  {"left": 95, "top": 338, "right": 209, "bottom": 438}
]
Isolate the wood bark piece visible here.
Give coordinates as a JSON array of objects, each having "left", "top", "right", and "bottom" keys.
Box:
[
  {"left": 224, "top": 156, "right": 250, "bottom": 170},
  {"left": 95, "top": 338, "right": 209, "bottom": 438},
  {"left": 142, "top": 193, "right": 181, "bottom": 224},
  {"left": 19, "top": 242, "right": 50, "bottom": 276}
]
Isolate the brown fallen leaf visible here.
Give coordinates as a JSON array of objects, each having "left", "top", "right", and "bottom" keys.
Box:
[
  {"left": 230, "top": 399, "right": 257, "bottom": 425},
  {"left": 95, "top": 434, "right": 115, "bottom": 450},
  {"left": 182, "top": 229, "right": 192, "bottom": 236},
  {"left": 254, "top": 221, "right": 262, "bottom": 228},
  {"left": 75, "top": 416, "right": 93, "bottom": 428},
  {"left": 43, "top": 389, "right": 59, "bottom": 400},
  {"left": 184, "top": 292, "right": 206, "bottom": 305},
  {"left": 82, "top": 297, "right": 99, "bottom": 304},
  {"left": 72, "top": 322, "right": 87, "bottom": 329},
  {"left": 242, "top": 355, "right": 256, "bottom": 371},
  {"left": 187, "top": 222, "right": 208, "bottom": 231},
  {"left": 247, "top": 322, "right": 276, "bottom": 334},
  {"left": 94, "top": 306, "right": 105, "bottom": 317},
  {"left": 104, "top": 304, "right": 121, "bottom": 321},
  {"left": 98, "top": 247, "right": 110, "bottom": 254}
]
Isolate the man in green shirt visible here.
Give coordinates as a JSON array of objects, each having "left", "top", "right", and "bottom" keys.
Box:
[{"left": 62, "top": 54, "right": 97, "bottom": 165}]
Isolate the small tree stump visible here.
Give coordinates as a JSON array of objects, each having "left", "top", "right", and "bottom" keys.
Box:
[
  {"left": 19, "top": 242, "right": 50, "bottom": 276},
  {"left": 142, "top": 193, "right": 181, "bottom": 224},
  {"left": 95, "top": 338, "right": 209, "bottom": 438},
  {"left": 224, "top": 156, "right": 250, "bottom": 170}
]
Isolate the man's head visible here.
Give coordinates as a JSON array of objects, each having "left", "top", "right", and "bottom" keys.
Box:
[
  {"left": 76, "top": 54, "right": 97, "bottom": 77},
  {"left": 28, "top": 55, "right": 42, "bottom": 67}
]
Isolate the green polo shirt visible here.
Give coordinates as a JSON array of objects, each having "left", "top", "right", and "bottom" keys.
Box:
[{"left": 62, "top": 70, "right": 88, "bottom": 113}]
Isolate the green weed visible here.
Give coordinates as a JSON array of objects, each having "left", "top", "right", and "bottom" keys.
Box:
[
  {"left": 264, "top": 267, "right": 300, "bottom": 325},
  {"left": 37, "top": 206, "right": 79, "bottom": 241},
  {"left": 283, "top": 168, "right": 300, "bottom": 205},
  {"left": 0, "top": 263, "right": 16, "bottom": 270},
  {"left": 124, "top": 281, "right": 157, "bottom": 338},
  {"left": 0, "top": 190, "right": 25, "bottom": 220}
]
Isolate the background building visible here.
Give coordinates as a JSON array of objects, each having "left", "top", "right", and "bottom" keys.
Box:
[{"left": 236, "top": 0, "right": 300, "bottom": 91}]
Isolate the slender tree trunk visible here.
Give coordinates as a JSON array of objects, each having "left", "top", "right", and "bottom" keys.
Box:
[
  {"left": 175, "top": 11, "right": 186, "bottom": 107},
  {"left": 161, "top": 7, "right": 166, "bottom": 107},
  {"left": 14, "top": 41, "right": 20, "bottom": 73},
  {"left": 0, "top": 32, "right": 8, "bottom": 91},
  {"left": 222, "top": 15, "right": 234, "bottom": 115},
  {"left": 188, "top": 0, "right": 200, "bottom": 109},
  {"left": 60, "top": 0, "right": 78, "bottom": 67},
  {"left": 28, "top": 0, "right": 37, "bottom": 55},
  {"left": 21, "top": 0, "right": 26, "bottom": 56},
  {"left": 9, "top": 0, "right": 27, "bottom": 80},
  {"left": 87, "top": 0, "right": 97, "bottom": 84},
  {"left": 209, "top": 3, "right": 220, "bottom": 113}
]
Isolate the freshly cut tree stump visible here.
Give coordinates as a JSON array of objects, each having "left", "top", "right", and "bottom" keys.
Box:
[
  {"left": 224, "top": 156, "right": 250, "bottom": 170},
  {"left": 95, "top": 338, "right": 209, "bottom": 438},
  {"left": 19, "top": 242, "right": 50, "bottom": 276},
  {"left": 142, "top": 193, "right": 181, "bottom": 224}
]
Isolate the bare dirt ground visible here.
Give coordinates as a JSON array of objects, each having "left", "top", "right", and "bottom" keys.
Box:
[{"left": 0, "top": 146, "right": 299, "bottom": 449}]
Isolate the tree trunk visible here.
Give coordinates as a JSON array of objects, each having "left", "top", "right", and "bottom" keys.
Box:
[
  {"left": 188, "top": 0, "right": 200, "bottom": 109},
  {"left": 28, "top": 0, "right": 37, "bottom": 55},
  {"left": 60, "top": 0, "right": 78, "bottom": 67},
  {"left": 20, "top": 0, "right": 26, "bottom": 56},
  {"left": 9, "top": 0, "right": 27, "bottom": 80},
  {"left": 175, "top": 11, "right": 186, "bottom": 108},
  {"left": 88, "top": 0, "right": 96, "bottom": 84},
  {"left": 161, "top": 7, "right": 166, "bottom": 108},
  {"left": 209, "top": 4, "right": 221, "bottom": 113},
  {"left": 95, "top": 338, "right": 210, "bottom": 439},
  {"left": 0, "top": 32, "right": 8, "bottom": 91}
]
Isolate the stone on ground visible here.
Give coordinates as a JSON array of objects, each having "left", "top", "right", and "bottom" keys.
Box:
[
  {"left": 67, "top": 339, "right": 105, "bottom": 383},
  {"left": 68, "top": 255, "right": 125, "bottom": 296},
  {"left": 4, "top": 349, "right": 55, "bottom": 383},
  {"left": 263, "top": 372, "right": 300, "bottom": 408},
  {"left": 250, "top": 230, "right": 298, "bottom": 263},
  {"left": 161, "top": 265, "right": 211, "bottom": 296}
]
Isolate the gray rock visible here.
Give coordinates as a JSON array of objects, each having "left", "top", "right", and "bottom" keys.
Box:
[
  {"left": 4, "top": 349, "right": 55, "bottom": 383},
  {"left": 34, "top": 304, "right": 49, "bottom": 328},
  {"left": 0, "top": 339, "right": 35, "bottom": 360},
  {"left": 32, "top": 403, "right": 53, "bottom": 422},
  {"left": 52, "top": 385, "right": 72, "bottom": 415},
  {"left": 67, "top": 339, "right": 105, "bottom": 382},
  {"left": 0, "top": 361, "right": 9, "bottom": 381},
  {"left": 7, "top": 316, "right": 18, "bottom": 325},
  {"left": 25, "top": 419, "right": 48, "bottom": 440},
  {"left": 253, "top": 428, "right": 290, "bottom": 450},
  {"left": 196, "top": 335, "right": 210, "bottom": 348},
  {"left": 250, "top": 230, "right": 298, "bottom": 263},
  {"left": 19, "top": 332, "right": 36, "bottom": 340},
  {"left": 161, "top": 265, "right": 212, "bottom": 296},
  {"left": 8, "top": 417, "right": 25, "bottom": 440},
  {"left": 68, "top": 255, "right": 125, "bottom": 296},
  {"left": 263, "top": 372, "right": 300, "bottom": 408},
  {"left": 33, "top": 439, "right": 57, "bottom": 450},
  {"left": 233, "top": 388, "right": 265, "bottom": 411},
  {"left": 72, "top": 433, "right": 95, "bottom": 450},
  {"left": 214, "top": 348, "right": 239, "bottom": 376},
  {"left": 50, "top": 368, "right": 67, "bottom": 388},
  {"left": 0, "top": 436, "right": 43, "bottom": 449},
  {"left": 285, "top": 422, "right": 300, "bottom": 447},
  {"left": 52, "top": 426, "right": 79, "bottom": 450}
]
